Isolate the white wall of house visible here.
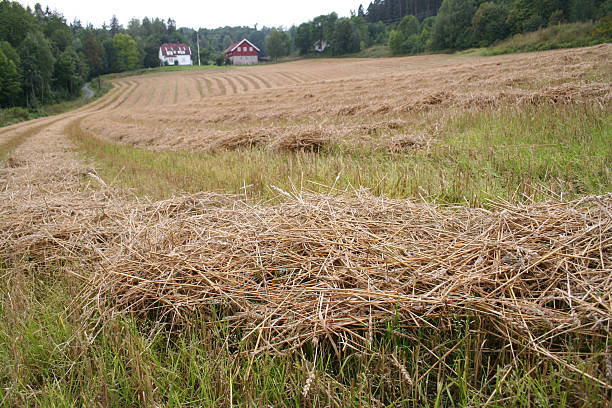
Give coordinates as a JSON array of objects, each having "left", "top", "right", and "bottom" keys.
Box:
[
  {"left": 230, "top": 55, "right": 258, "bottom": 65},
  {"left": 159, "top": 49, "right": 192, "bottom": 66}
]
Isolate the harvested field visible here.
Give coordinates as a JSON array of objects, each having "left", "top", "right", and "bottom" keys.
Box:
[
  {"left": 1, "top": 46, "right": 611, "bottom": 406},
  {"left": 79, "top": 45, "right": 611, "bottom": 153}
]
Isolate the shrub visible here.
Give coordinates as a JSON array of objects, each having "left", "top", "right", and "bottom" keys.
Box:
[{"left": 472, "top": 2, "right": 509, "bottom": 46}]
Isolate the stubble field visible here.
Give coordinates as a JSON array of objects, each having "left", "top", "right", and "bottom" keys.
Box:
[{"left": 0, "top": 45, "right": 611, "bottom": 406}]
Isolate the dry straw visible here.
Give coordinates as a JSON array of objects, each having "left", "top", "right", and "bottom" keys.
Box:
[{"left": 3, "top": 178, "right": 610, "bottom": 387}]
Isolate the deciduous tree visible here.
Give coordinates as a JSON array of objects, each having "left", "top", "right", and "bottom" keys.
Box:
[
  {"left": 295, "top": 23, "right": 312, "bottom": 55},
  {"left": 112, "top": 33, "right": 139, "bottom": 72},
  {"left": 19, "top": 31, "right": 55, "bottom": 107},
  {"left": 430, "top": 0, "right": 477, "bottom": 50},
  {"left": 0, "top": 48, "right": 21, "bottom": 106},
  {"left": 472, "top": 2, "right": 508, "bottom": 46},
  {"left": 265, "top": 30, "right": 290, "bottom": 62}
]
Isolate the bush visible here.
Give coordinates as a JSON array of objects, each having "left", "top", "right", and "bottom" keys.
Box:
[
  {"left": 388, "top": 30, "right": 405, "bottom": 55},
  {"left": 402, "top": 34, "right": 420, "bottom": 54},
  {"left": 0, "top": 107, "right": 32, "bottom": 126},
  {"left": 472, "top": 2, "right": 509, "bottom": 46},
  {"left": 523, "top": 14, "right": 545, "bottom": 32},
  {"left": 593, "top": 16, "right": 612, "bottom": 41},
  {"left": 215, "top": 54, "right": 226, "bottom": 66}
]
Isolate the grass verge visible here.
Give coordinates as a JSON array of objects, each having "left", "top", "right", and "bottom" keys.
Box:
[{"left": 70, "top": 103, "right": 611, "bottom": 205}]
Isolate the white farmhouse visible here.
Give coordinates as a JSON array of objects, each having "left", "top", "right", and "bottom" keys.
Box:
[{"left": 159, "top": 43, "right": 192, "bottom": 66}]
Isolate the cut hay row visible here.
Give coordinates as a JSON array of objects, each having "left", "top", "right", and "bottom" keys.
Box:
[
  {"left": 95, "top": 191, "right": 611, "bottom": 351},
  {"left": 2, "top": 171, "right": 611, "bottom": 386}
]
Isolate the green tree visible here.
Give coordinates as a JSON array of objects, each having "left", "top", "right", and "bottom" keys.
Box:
[
  {"left": 222, "top": 34, "right": 234, "bottom": 50},
  {"left": 109, "top": 15, "right": 121, "bottom": 36},
  {"left": 419, "top": 16, "right": 436, "bottom": 50},
  {"left": 265, "top": 30, "right": 290, "bottom": 62},
  {"left": 312, "top": 13, "right": 338, "bottom": 43},
  {"left": 0, "top": 0, "right": 35, "bottom": 47},
  {"left": 53, "top": 46, "right": 87, "bottom": 97},
  {"left": 397, "top": 15, "right": 420, "bottom": 37},
  {"left": 388, "top": 29, "right": 406, "bottom": 54},
  {"left": 0, "top": 48, "right": 21, "bottom": 106},
  {"left": 472, "top": 2, "right": 508, "bottom": 46},
  {"left": 0, "top": 40, "right": 19, "bottom": 66},
  {"left": 39, "top": 10, "right": 72, "bottom": 51},
  {"left": 142, "top": 34, "right": 161, "bottom": 68},
  {"left": 430, "top": 0, "right": 478, "bottom": 50},
  {"left": 112, "top": 33, "right": 139, "bottom": 72},
  {"left": 402, "top": 34, "right": 421, "bottom": 54},
  {"left": 295, "top": 23, "right": 312, "bottom": 55},
  {"left": 19, "top": 31, "right": 55, "bottom": 108},
  {"left": 102, "top": 38, "right": 118, "bottom": 73},
  {"left": 368, "top": 21, "right": 388, "bottom": 44},
  {"left": 82, "top": 31, "right": 104, "bottom": 77},
  {"left": 331, "top": 18, "right": 362, "bottom": 55}
]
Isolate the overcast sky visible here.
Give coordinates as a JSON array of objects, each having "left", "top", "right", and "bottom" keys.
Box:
[{"left": 17, "top": 1, "right": 362, "bottom": 29}]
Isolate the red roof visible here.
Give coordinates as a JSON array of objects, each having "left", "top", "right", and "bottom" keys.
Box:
[
  {"left": 160, "top": 43, "right": 191, "bottom": 57},
  {"left": 224, "top": 39, "right": 260, "bottom": 55}
]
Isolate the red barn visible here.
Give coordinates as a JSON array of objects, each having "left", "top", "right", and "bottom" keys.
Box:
[{"left": 224, "top": 39, "right": 260, "bottom": 65}]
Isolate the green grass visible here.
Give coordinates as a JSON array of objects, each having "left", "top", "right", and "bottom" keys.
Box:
[
  {"left": 482, "top": 22, "right": 606, "bottom": 56},
  {"left": 70, "top": 104, "right": 611, "bottom": 205},
  {"left": 1, "top": 258, "right": 607, "bottom": 407}
]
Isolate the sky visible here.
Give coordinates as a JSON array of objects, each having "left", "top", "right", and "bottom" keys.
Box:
[{"left": 17, "top": 1, "right": 362, "bottom": 30}]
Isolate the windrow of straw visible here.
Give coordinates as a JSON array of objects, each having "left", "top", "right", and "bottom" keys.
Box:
[
  {"left": 92, "top": 193, "right": 611, "bottom": 365},
  {"left": 4, "top": 178, "right": 608, "bottom": 385}
]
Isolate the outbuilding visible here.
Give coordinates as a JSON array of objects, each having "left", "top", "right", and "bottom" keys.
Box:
[
  {"left": 159, "top": 43, "right": 192, "bottom": 66},
  {"left": 224, "top": 39, "right": 260, "bottom": 65}
]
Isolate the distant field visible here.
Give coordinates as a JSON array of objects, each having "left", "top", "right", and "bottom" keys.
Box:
[{"left": 76, "top": 44, "right": 612, "bottom": 203}]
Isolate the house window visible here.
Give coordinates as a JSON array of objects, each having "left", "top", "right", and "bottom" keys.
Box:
[{"left": 249, "top": 47, "right": 253, "bottom": 51}]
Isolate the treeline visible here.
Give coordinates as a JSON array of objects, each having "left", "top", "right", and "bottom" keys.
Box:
[
  {"left": 294, "top": 13, "right": 391, "bottom": 56},
  {"left": 359, "top": 0, "right": 611, "bottom": 55},
  {"left": 0, "top": 1, "right": 91, "bottom": 108},
  {"left": 0, "top": 1, "right": 179, "bottom": 109}
]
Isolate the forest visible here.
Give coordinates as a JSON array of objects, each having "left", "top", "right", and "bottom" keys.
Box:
[{"left": 0, "top": 0, "right": 610, "bottom": 111}]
